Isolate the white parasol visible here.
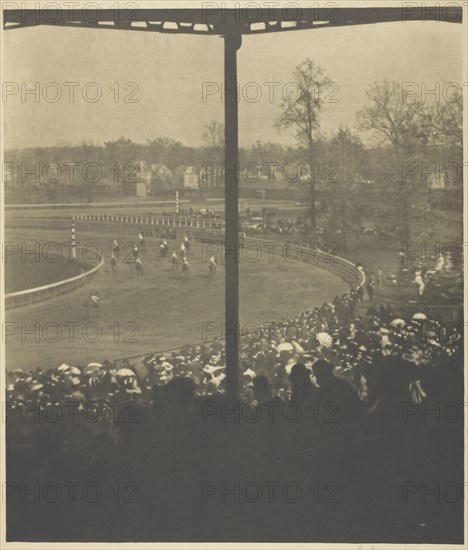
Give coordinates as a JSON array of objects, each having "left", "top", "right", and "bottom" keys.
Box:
[
  {"left": 116, "top": 368, "right": 136, "bottom": 377},
  {"left": 412, "top": 312, "right": 427, "bottom": 321},
  {"left": 316, "top": 332, "right": 333, "bottom": 348}
]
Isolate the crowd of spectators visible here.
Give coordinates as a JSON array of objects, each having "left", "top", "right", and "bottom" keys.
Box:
[
  {"left": 6, "top": 284, "right": 463, "bottom": 432},
  {"left": 5, "top": 270, "right": 464, "bottom": 542},
  {"left": 242, "top": 216, "right": 307, "bottom": 235}
]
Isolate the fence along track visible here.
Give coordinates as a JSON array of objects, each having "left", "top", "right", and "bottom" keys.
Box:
[{"left": 5, "top": 247, "right": 104, "bottom": 310}]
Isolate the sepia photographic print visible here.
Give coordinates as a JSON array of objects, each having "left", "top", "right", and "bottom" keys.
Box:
[{"left": 0, "top": 1, "right": 466, "bottom": 547}]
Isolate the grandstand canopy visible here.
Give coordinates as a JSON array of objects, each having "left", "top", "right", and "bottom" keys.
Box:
[
  {"left": 3, "top": 7, "right": 462, "bottom": 32},
  {"left": 3, "top": 6, "right": 462, "bottom": 401}
]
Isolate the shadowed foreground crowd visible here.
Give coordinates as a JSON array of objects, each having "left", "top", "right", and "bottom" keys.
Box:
[{"left": 6, "top": 287, "right": 464, "bottom": 543}]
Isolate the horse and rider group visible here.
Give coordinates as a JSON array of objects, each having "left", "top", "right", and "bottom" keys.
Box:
[{"left": 110, "top": 232, "right": 217, "bottom": 280}]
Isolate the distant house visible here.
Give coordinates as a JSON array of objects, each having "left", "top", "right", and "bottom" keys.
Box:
[
  {"left": 184, "top": 166, "right": 199, "bottom": 190},
  {"left": 136, "top": 182, "right": 147, "bottom": 197}
]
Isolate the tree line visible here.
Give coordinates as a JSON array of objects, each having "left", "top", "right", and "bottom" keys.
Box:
[{"left": 5, "top": 59, "right": 463, "bottom": 245}]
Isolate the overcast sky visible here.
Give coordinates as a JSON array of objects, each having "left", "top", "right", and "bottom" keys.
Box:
[{"left": 3, "top": 18, "right": 463, "bottom": 150}]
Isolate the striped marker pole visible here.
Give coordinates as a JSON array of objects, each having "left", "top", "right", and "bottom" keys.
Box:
[
  {"left": 71, "top": 219, "right": 76, "bottom": 261},
  {"left": 176, "top": 190, "right": 179, "bottom": 214}
]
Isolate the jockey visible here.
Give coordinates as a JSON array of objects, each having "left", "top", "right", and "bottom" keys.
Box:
[
  {"left": 90, "top": 291, "right": 100, "bottom": 308},
  {"left": 135, "top": 257, "right": 143, "bottom": 277},
  {"left": 208, "top": 256, "right": 217, "bottom": 276}
]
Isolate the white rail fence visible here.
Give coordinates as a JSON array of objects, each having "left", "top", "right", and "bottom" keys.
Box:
[
  {"left": 5, "top": 250, "right": 104, "bottom": 310},
  {"left": 73, "top": 213, "right": 224, "bottom": 229}
]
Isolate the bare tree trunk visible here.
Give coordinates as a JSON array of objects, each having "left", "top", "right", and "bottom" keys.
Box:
[{"left": 309, "top": 143, "right": 316, "bottom": 243}]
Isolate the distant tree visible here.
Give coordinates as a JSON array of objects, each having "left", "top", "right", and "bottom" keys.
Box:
[
  {"left": 147, "top": 137, "right": 194, "bottom": 171},
  {"left": 275, "top": 59, "right": 333, "bottom": 239},
  {"left": 418, "top": 99, "right": 463, "bottom": 149},
  {"left": 325, "top": 127, "right": 366, "bottom": 250},
  {"left": 150, "top": 163, "right": 173, "bottom": 193},
  {"left": 241, "top": 141, "right": 288, "bottom": 183},
  {"left": 357, "top": 80, "right": 432, "bottom": 240},
  {"left": 104, "top": 138, "right": 141, "bottom": 187},
  {"left": 202, "top": 120, "right": 225, "bottom": 149},
  {"left": 356, "top": 80, "right": 431, "bottom": 152}
]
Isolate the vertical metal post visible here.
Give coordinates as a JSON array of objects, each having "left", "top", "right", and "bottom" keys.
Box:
[{"left": 224, "top": 30, "right": 241, "bottom": 404}]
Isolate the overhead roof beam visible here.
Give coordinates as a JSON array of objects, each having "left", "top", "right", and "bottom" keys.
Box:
[{"left": 3, "top": 7, "right": 462, "bottom": 33}]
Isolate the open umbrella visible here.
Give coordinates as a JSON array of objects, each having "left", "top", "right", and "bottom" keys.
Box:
[
  {"left": 391, "top": 318, "right": 406, "bottom": 328},
  {"left": 242, "top": 368, "right": 256, "bottom": 378},
  {"left": 316, "top": 332, "right": 333, "bottom": 348},
  {"left": 84, "top": 362, "right": 102, "bottom": 375},
  {"left": 116, "top": 368, "right": 136, "bottom": 377},
  {"left": 412, "top": 312, "right": 427, "bottom": 321},
  {"left": 67, "top": 366, "right": 81, "bottom": 375},
  {"left": 58, "top": 363, "right": 70, "bottom": 372}
]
